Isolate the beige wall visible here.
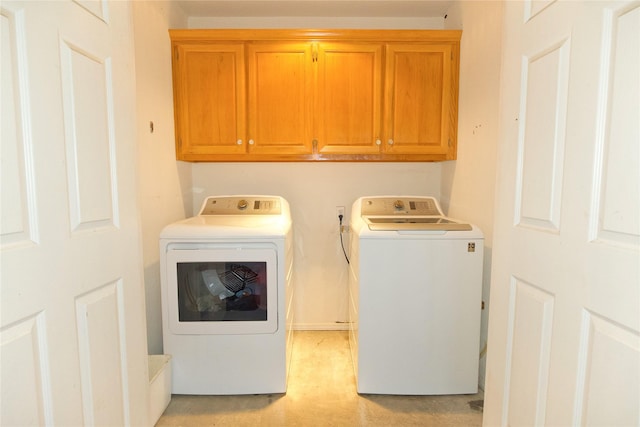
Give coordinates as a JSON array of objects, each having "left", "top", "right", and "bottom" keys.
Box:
[
  {"left": 133, "top": 1, "right": 191, "bottom": 354},
  {"left": 442, "top": 1, "right": 504, "bottom": 388}
]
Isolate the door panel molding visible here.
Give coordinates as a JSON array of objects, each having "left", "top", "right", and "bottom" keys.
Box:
[
  {"left": 0, "top": 312, "right": 53, "bottom": 426},
  {"left": 75, "top": 279, "right": 129, "bottom": 426},
  {"left": 1, "top": 6, "right": 39, "bottom": 249},
  {"left": 574, "top": 310, "right": 640, "bottom": 425},
  {"left": 504, "top": 277, "right": 554, "bottom": 426},
  {"left": 59, "top": 37, "right": 119, "bottom": 234},
  {"left": 73, "top": 0, "right": 109, "bottom": 23},
  {"left": 515, "top": 37, "right": 570, "bottom": 233},
  {"left": 590, "top": 2, "right": 640, "bottom": 249}
]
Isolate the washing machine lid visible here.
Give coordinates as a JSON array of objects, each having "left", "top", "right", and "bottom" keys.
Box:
[
  {"left": 358, "top": 196, "right": 473, "bottom": 232},
  {"left": 364, "top": 217, "right": 473, "bottom": 231}
]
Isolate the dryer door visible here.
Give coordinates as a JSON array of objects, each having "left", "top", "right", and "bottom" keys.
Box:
[{"left": 165, "top": 247, "right": 278, "bottom": 334}]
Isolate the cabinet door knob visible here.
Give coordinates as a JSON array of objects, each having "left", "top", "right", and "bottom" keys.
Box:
[
  {"left": 388, "top": 139, "right": 394, "bottom": 145},
  {"left": 375, "top": 139, "right": 381, "bottom": 146},
  {"left": 249, "top": 139, "right": 255, "bottom": 145},
  {"left": 236, "top": 139, "right": 243, "bottom": 145}
]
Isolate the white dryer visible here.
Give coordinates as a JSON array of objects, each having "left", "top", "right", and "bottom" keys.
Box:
[
  {"left": 348, "top": 196, "right": 483, "bottom": 395},
  {"left": 160, "top": 196, "right": 293, "bottom": 394}
]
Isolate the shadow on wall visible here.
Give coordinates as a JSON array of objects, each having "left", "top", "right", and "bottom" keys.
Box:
[
  {"left": 477, "top": 245, "right": 492, "bottom": 390},
  {"left": 145, "top": 262, "right": 164, "bottom": 355}
]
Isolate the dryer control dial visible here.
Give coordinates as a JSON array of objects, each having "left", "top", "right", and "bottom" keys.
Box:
[
  {"left": 393, "top": 200, "right": 405, "bottom": 210},
  {"left": 237, "top": 199, "right": 249, "bottom": 210}
]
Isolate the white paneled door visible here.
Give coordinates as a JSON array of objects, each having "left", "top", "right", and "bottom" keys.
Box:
[
  {"left": 485, "top": 1, "right": 639, "bottom": 426},
  {"left": 1, "top": 1, "right": 149, "bottom": 426}
]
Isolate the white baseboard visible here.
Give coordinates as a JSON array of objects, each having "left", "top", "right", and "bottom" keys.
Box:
[{"left": 292, "top": 322, "right": 349, "bottom": 331}]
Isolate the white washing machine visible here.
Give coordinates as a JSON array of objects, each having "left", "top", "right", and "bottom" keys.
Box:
[
  {"left": 348, "top": 196, "right": 483, "bottom": 395},
  {"left": 160, "top": 195, "right": 293, "bottom": 394}
]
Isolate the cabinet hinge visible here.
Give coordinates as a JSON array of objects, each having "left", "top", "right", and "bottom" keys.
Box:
[{"left": 311, "top": 43, "right": 318, "bottom": 63}]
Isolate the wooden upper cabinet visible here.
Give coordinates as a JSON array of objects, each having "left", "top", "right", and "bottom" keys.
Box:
[
  {"left": 247, "top": 42, "right": 313, "bottom": 156},
  {"left": 172, "top": 43, "right": 246, "bottom": 160},
  {"left": 316, "top": 43, "right": 383, "bottom": 156},
  {"left": 383, "top": 43, "right": 459, "bottom": 159},
  {"left": 169, "top": 29, "right": 461, "bottom": 162}
]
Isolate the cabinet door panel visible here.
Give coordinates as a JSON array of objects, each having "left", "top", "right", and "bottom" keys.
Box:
[
  {"left": 247, "top": 43, "right": 313, "bottom": 155},
  {"left": 317, "top": 43, "right": 382, "bottom": 155},
  {"left": 384, "top": 44, "right": 456, "bottom": 156},
  {"left": 173, "top": 44, "right": 246, "bottom": 158},
  {"left": 169, "top": 30, "right": 461, "bottom": 162}
]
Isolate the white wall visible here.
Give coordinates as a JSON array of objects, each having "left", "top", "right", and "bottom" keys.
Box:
[
  {"left": 441, "top": 1, "right": 504, "bottom": 389},
  {"left": 133, "top": 1, "right": 192, "bottom": 354}
]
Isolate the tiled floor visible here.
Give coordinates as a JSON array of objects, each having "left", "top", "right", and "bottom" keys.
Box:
[{"left": 156, "top": 331, "right": 483, "bottom": 426}]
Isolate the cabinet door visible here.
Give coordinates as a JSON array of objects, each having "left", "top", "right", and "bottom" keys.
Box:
[
  {"left": 172, "top": 43, "right": 246, "bottom": 159},
  {"left": 247, "top": 43, "right": 313, "bottom": 156},
  {"left": 316, "top": 43, "right": 383, "bottom": 156},
  {"left": 384, "top": 44, "right": 459, "bottom": 159}
]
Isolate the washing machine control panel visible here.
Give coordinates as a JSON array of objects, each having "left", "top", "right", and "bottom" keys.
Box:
[
  {"left": 199, "top": 196, "right": 281, "bottom": 215},
  {"left": 360, "top": 197, "right": 472, "bottom": 231},
  {"left": 361, "top": 197, "right": 442, "bottom": 216}
]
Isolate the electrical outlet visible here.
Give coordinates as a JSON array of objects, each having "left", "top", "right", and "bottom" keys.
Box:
[{"left": 336, "top": 206, "right": 345, "bottom": 219}]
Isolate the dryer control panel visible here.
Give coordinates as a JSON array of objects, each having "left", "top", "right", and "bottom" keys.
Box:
[{"left": 199, "top": 196, "right": 281, "bottom": 215}]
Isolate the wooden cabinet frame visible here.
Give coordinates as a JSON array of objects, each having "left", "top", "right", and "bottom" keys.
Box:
[{"left": 170, "top": 29, "right": 461, "bottom": 162}]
